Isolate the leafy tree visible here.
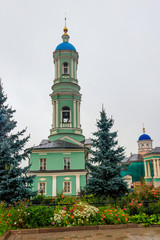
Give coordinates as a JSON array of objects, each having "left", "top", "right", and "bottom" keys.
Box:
[
  {"left": 0, "top": 81, "right": 36, "bottom": 204},
  {"left": 85, "top": 108, "right": 128, "bottom": 199}
]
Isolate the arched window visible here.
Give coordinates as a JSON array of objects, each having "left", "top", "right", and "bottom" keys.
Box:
[
  {"left": 63, "top": 62, "right": 69, "bottom": 74},
  {"left": 62, "top": 106, "right": 70, "bottom": 123}
]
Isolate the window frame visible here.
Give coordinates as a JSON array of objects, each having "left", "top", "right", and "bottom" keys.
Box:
[
  {"left": 38, "top": 182, "right": 46, "bottom": 195},
  {"left": 63, "top": 181, "right": 71, "bottom": 194},
  {"left": 61, "top": 106, "right": 71, "bottom": 123},
  {"left": 64, "top": 157, "right": 71, "bottom": 170},
  {"left": 39, "top": 158, "right": 46, "bottom": 170},
  {"left": 63, "top": 62, "right": 69, "bottom": 75}
]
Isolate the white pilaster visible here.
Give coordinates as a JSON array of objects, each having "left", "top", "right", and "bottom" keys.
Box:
[
  {"left": 58, "top": 59, "right": 60, "bottom": 78},
  {"left": 144, "top": 160, "right": 147, "bottom": 177},
  {"left": 157, "top": 159, "right": 160, "bottom": 176},
  {"left": 52, "top": 176, "right": 57, "bottom": 197},
  {"left": 71, "top": 59, "right": 73, "bottom": 78},
  {"left": 55, "top": 60, "right": 57, "bottom": 79},
  {"left": 56, "top": 100, "right": 58, "bottom": 128},
  {"left": 147, "top": 161, "right": 151, "bottom": 177},
  {"left": 153, "top": 159, "right": 157, "bottom": 177},
  {"left": 73, "top": 100, "right": 76, "bottom": 128},
  {"left": 52, "top": 101, "right": 55, "bottom": 128},
  {"left": 77, "top": 101, "right": 80, "bottom": 128},
  {"left": 75, "top": 61, "right": 76, "bottom": 79},
  {"left": 155, "top": 159, "right": 158, "bottom": 177},
  {"left": 76, "top": 175, "right": 80, "bottom": 195}
]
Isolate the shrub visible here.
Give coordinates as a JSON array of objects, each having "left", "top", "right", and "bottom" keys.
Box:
[
  {"left": 144, "top": 202, "right": 160, "bottom": 215},
  {"left": 31, "top": 195, "right": 45, "bottom": 205},
  {"left": 98, "top": 206, "right": 129, "bottom": 225},
  {"left": 129, "top": 213, "right": 160, "bottom": 226},
  {"left": 25, "top": 205, "right": 54, "bottom": 228},
  {"left": 52, "top": 202, "right": 99, "bottom": 227},
  {"left": 123, "top": 184, "right": 160, "bottom": 202}
]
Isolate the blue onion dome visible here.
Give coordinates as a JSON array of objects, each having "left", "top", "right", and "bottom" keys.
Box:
[
  {"left": 55, "top": 17, "right": 76, "bottom": 52},
  {"left": 138, "top": 134, "right": 151, "bottom": 141},
  {"left": 138, "top": 125, "right": 151, "bottom": 141},
  {"left": 55, "top": 42, "right": 76, "bottom": 51}
]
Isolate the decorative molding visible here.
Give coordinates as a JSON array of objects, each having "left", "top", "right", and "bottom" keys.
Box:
[
  {"left": 39, "top": 178, "right": 46, "bottom": 181},
  {"left": 39, "top": 153, "right": 47, "bottom": 155},
  {"left": 28, "top": 171, "right": 87, "bottom": 177},
  {"left": 64, "top": 177, "right": 70, "bottom": 180},
  {"left": 59, "top": 135, "right": 84, "bottom": 146}
]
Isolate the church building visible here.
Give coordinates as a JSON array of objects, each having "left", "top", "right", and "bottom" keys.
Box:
[
  {"left": 28, "top": 19, "right": 91, "bottom": 196},
  {"left": 121, "top": 125, "right": 160, "bottom": 188}
]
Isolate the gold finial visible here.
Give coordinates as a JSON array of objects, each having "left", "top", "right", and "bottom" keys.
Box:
[
  {"left": 143, "top": 123, "right": 145, "bottom": 134},
  {"left": 63, "top": 15, "right": 68, "bottom": 36}
]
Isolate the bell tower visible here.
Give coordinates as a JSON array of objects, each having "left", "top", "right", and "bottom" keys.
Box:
[
  {"left": 138, "top": 124, "right": 153, "bottom": 155},
  {"left": 49, "top": 18, "right": 84, "bottom": 143}
]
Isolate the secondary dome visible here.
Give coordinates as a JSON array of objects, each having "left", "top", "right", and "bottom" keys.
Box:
[
  {"left": 138, "top": 134, "right": 151, "bottom": 141},
  {"left": 55, "top": 42, "right": 76, "bottom": 51}
]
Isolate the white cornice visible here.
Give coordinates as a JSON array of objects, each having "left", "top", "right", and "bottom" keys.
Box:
[{"left": 27, "top": 171, "right": 87, "bottom": 177}]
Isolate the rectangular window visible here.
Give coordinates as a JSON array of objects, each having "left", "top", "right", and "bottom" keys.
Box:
[
  {"left": 64, "top": 158, "right": 70, "bottom": 170},
  {"left": 63, "top": 181, "right": 71, "bottom": 193},
  {"left": 40, "top": 158, "right": 46, "bottom": 170},
  {"left": 38, "top": 182, "right": 46, "bottom": 195}
]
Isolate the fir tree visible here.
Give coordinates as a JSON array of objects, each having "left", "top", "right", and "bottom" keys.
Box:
[
  {"left": 0, "top": 81, "right": 36, "bottom": 204},
  {"left": 85, "top": 108, "right": 128, "bottom": 199}
]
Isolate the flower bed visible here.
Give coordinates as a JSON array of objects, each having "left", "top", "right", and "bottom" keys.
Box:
[{"left": 1, "top": 185, "right": 160, "bottom": 236}]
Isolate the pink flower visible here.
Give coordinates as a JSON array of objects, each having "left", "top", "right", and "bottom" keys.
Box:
[
  {"left": 51, "top": 222, "right": 55, "bottom": 225},
  {"left": 124, "top": 208, "right": 127, "bottom": 211},
  {"left": 138, "top": 203, "right": 142, "bottom": 206}
]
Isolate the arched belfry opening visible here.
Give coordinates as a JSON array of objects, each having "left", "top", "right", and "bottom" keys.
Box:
[
  {"left": 63, "top": 62, "right": 69, "bottom": 74},
  {"left": 62, "top": 106, "right": 70, "bottom": 123}
]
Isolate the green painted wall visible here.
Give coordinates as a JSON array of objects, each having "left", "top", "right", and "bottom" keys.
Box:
[
  {"left": 80, "top": 175, "right": 86, "bottom": 190},
  {"left": 30, "top": 151, "right": 85, "bottom": 171},
  {"left": 153, "top": 178, "right": 160, "bottom": 182},
  {"left": 52, "top": 95, "right": 80, "bottom": 101},
  {"left": 56, "top": 175, "right": 76, "bottom": 195},
  {"left": 53, "top": 83, "right": 79, "bottom": 93},
  {"left": 144, "top": 155, "right": 160, "bottom": 160},
  {"left": 33, "top": 176, "right": 52, "bottom": 197},
  {"left": 49, "top": 133, "right": 84, "bottom": 142},
  {"left": 121, "top": 162, "right": 145, "bottom": 182}
]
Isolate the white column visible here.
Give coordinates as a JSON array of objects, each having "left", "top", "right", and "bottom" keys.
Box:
[
  {"left": 155, "top": 159, "right": 158, "bottom": 177},
  {"left": 73, "top": 100, "right": 76, "bottom": 128},
  {"left": 77, "top": 101, "right": 80, "bottom": 128},
  {"left": 56, "top": 100, "right": 58, "bottom": 128},
  {"left": 52, "top": 101, "right": 55, "bottom": 128},
  {"left": 55, "top": 60, "right": 57, "bottom": 79},
  {"left": 147, "top": 161, "right": 151, "bottom": 177},
  {"left": 144, "top": 160, "right": 147, "bottom": 177},
  {"left": 58, "top": 59, "right": 60, "bottom": 78},
  {"left": 76, "top": 175, "right": 80, "bottom": 195},
  {"left": 75, "top": 61, "right": 77, "bottom": 79},
  {"left": 157, "top": 159, "right": 160, "bottom": 177},
  {"left": 153, "top": 159, "right": 157, "bottom": 177},
  {"left": 52, "top": 176, "right": 57, "bottom": 197},
  {"left": 71, "top": 59, "right": 73, "bottom": 78}
]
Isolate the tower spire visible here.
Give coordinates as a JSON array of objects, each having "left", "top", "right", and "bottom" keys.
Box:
[
  {"left": 63, "top": 14, "right": 68, "bottom": 36},
  {"left": 62, "top": 15, "right": 70, "bottom": 43},
  {"left": 143, "top": 123, "right": 145, "bottom": 134}
]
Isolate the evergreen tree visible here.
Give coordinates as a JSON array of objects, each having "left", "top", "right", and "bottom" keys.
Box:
[
  {"left": 0, "top": 81, "right": 36, "bottom": 204},
  {"left": 85, "top": 108, "right": 128, "bottom": 199}
]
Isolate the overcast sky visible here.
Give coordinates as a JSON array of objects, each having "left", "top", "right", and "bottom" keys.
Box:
[{"left": 0, "top": 0, "right": 160, "bottom": 167}]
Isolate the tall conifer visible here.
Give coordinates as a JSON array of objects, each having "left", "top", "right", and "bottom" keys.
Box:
[
  {"left": 86, "top": 108, "right": 128, "bottom": 198},
  {"left": 0, "top": 81, "right": 36, "bottom": 203}
]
